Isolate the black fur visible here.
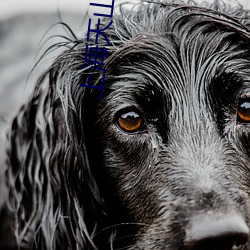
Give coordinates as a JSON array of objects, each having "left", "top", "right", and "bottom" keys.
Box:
[{"left": 2, "top": 0, "right": 250, "bottom": 249}]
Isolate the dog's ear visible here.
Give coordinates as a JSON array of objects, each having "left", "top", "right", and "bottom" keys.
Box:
[{"left": 2, "top": 44, "right": 106, "bottom": 249}]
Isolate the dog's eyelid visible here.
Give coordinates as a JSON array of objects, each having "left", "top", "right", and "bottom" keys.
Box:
[
  {"left": 239, "top": 93, "right": 250, "bottom": 99},
  {"left": 114, "top": 106, "right": 143, "bottom": 119}
]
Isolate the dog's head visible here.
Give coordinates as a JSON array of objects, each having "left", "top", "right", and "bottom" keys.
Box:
[{"left": 3, "top": 1, "right": 250, "bottom": 250}]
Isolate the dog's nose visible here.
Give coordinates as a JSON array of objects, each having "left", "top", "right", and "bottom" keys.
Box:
[{"left": 185, "top": 213, "right": 249, "bottom": 250}]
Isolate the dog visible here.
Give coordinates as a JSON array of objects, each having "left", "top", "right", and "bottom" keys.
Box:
[{"left": 1, "top": 0, "right": 250, "bottom": 249}]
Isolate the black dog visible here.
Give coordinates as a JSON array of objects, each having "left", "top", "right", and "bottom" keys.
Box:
[{"left": 2, "top": 0, "right": 250, "bottom": 249}]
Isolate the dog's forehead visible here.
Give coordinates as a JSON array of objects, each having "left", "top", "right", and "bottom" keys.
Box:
[
  {"left": 107, "top": 39, "right": 248, "bottom": 99},
  {"left": 105, "top": 6, "right": 250, "bottom": 104}
]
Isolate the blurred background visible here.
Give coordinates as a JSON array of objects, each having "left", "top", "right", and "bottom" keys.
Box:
[
  {"left": 0, "top": 0, "right": 250, "bottom": 176},
  {"left": 0, "top": 0, "right": 91, "bottom": 174}
]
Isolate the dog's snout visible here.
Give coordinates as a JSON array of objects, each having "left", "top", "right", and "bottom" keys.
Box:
[{"left": 185, "top": 213, "right": 249, "bottom": 250}]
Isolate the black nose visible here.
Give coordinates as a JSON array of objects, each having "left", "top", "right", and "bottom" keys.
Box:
[{"left": 185, "top": 213, "right": 249, "bottom": 250}]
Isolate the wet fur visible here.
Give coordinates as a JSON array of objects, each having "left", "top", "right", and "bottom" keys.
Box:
[{"left": 2, "top": 0, "right": 250, "bottom": 249}]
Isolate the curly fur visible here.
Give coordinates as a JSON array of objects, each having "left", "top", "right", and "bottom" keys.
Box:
[{"left": 2, "top": 0, "right": 250, "bottom": 249}]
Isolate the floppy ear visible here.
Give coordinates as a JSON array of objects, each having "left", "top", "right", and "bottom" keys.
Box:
[{"left": 2, "top": 41, "right": 107, "bottom": 249}]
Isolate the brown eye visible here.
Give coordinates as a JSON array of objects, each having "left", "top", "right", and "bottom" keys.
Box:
[
  {"left": 116, "top": 110, "right": 144, "bottom": 133},
  {"left": 237, "top": 99, "right": 250, "bottom": 123}
]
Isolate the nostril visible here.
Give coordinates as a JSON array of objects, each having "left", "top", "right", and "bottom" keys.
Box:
[
  {"left": 186, "top": 233, "right": 248, "bottom": 250},
  {"left": 185, "top": 213, "right": 249, "bottom": 250},
  {"left": 235, "top": 236, "right": 248, "bottom": 248}
]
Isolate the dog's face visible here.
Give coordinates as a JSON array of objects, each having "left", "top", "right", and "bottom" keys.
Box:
[
  {"left": 85, "top": 3, "right": 250, "bottom": 249},
  {"left": 4, "top": 1, "right": 250, "bottom": 250}
]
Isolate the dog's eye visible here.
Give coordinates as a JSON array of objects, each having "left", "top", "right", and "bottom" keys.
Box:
[
  {"left": 116, "top": 110, "right": 144, "bottom": 133},
  {"left": 237, "top": 99, "right": 250, "bottom": 123}
]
